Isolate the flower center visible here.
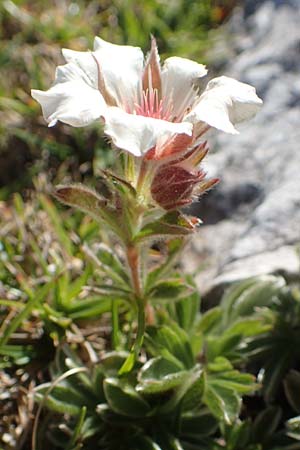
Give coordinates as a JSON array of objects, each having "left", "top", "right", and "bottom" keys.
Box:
[{"left": 135, "top": 88, "right": 173, "bottom": 121}]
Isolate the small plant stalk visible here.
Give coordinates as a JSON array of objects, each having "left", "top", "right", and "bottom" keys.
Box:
[{"left": 119, "top": 243, "right": 146, "bottom": 374}]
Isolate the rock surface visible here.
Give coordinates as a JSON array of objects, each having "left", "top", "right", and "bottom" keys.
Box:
[{"left": 186, "top": 0, "right": 300, "bottom": 296}]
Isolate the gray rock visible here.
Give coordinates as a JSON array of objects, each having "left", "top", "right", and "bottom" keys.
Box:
[{"left": 186, "top": 0, "right": 300, "bottom": 296}]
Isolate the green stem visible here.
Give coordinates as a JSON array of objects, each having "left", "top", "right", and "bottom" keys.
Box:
[
  {"left": 127, "top": 244, "right": 142, "bottom": 298},
  {"left": 133, "top": 297, "right": 146, "bottom": 359},
  {"left": 111, "top": 300, "right": 120, "bottom": 350},
  {"left": 119, "top": 298, "right": 145, "bottom": 375},
  {"left": 119, "top": 244, "right": 146, "bottom": 374},
  {"left": 124, "top": 152, "right": 136, "bottom": 184}
]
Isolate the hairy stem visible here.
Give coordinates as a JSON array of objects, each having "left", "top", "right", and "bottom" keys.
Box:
[
  {"left": 119, "top": 243, "right": 146, "bottom": 374},
  {"left": 127, "top": 244, "right": 142, "bottom": 298}
]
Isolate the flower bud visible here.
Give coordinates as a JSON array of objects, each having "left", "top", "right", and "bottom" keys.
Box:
[{"left": 151, "top": 165, "right": 206, "bottom": 210}]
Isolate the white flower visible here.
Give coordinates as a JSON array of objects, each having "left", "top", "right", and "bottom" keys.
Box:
[{"left": 32, "top": 37, "right": 262, "bottom": 157}]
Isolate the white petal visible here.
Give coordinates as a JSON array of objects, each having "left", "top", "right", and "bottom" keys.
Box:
[
  {"left": 62, "top": 48, "right": 98, "bottom": 89},
  {"left": 185, "top": 76, "right": 263, "bottom": 134},
  {"left": 93, "top": 36, "right": 144, "bottom": 111},
  {"left": 161, "top": 56, "right": 207, "bottom": 119},
  {"left": 31, "top": 62, "right": 106, "bottom": 127},
  {"left": 104, "top": 107, "right": 193, "bottom": 156}
]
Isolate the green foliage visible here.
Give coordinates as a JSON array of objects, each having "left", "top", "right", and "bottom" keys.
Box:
[
  {"left": 20, "top": 271, "right": 300, "bottom": 450},
  {"left": 2, "top": 194, "right": 299, "bottom": 450}
]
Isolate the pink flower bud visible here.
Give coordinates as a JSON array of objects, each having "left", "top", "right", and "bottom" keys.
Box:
[{"left": 151, "top": 165, "right": 206, "bottom": 210}]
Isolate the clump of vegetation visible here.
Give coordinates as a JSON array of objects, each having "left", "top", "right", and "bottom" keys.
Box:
[{"left": 1, "top": 187, "right": 300, "bottom": 449}]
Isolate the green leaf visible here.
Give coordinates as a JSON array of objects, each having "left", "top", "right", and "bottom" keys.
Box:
[
  {"left": 34, "top": 383, "right": 88, "bottom": 416},
  {"left": 203, "top": 359, "right": 255, "bottom": 424},
  {"left": 148, "top": 278, "right": 195, "bottom": 303},
  {"left": 262, "top": 352, "right": 293, "bottom": 403},
  {"left": 103, "top": 377, "right": 151, "bottom": 417},
  {"left": 181, "top": 376, "right": 204, "bottom": 411},
  {"left": 222, "top": 276, "right": 286, "bottom": 322},
  {"left": 206, "top": 333, "right": 242, "bottom": 362},
  {"left": 195, "top": 307, "right": 222, "bottom": 334},
  {"left": 0, "top": 344, "right": 36, "bottom": 366},
  {"left": 65, "top": 406, "right": 87, "bottom": 450},
  {"left": 203, "top": 379, "right": 241, "bottom": 425},
  {"left": 0, "top": 281, "right": 53, "bottom": 347},
  {"left": 101, "top": 169, "right": 137, "bottom": 198},
  {"left": 286, "top": 416, "right": 300, "bottom": 441},
  {"left": 180, "top": 410, "right": 218, "bottom": 436},
  {"left": 53, "top": 184, "right": 121, "bottom": 236},
  {"left": 145, "top": 239, "right": 185, "bottom": 290},
  {"left": 67, "top": 296, "right": 119, "bottom": 319},
  {"left": 171, "top": 289, "right": 201, "bottom": 332},
  {"left": 137, "top": 357, "right": 188, "bottom": 394},
  {"left": 159, "top": 366, "right": 202, "bottom": 415},
  {"left": 252, "top": 406, "right": 282, "bottom": 443},
  {"left": 284, "top": 370, "right": 300, "bottom": 413},
  {"left": 94, "top": 243, "right": 130, "bottom": 285},
  {"left": 65, "top": 266, "right": 92, "bottom": 304},
  {"left": 100, "top": 351, "right": 132, "bottom": 376},
  {"left": 135, "top": 211, "right": 197, "bottom": 241},
  {"left": 156, "top": 428, "right": 185, "bottom": 450},
  {"left": 39, "top": 194, "right": 73, "bottom": 255},
  {"left": 224, "top": 420, "right": 251, "bottom": 449},
  {"left": 221, "top": 277, "right": 262, "bottom": 317},
  {"left": 224, "top": 318, "right": 271, "bottom": 338},
  {"left": 146, "top": 324, "right": 194, "bottom": 370},
  {"left": 54, "top": 184, "right": 108, "bottom": 217},
  {"left": 207, "top": 357, "right": 256, "bottom": 394}
]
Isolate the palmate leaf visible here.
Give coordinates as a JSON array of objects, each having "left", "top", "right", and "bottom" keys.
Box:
[
  {"left": 206, "top": 332, "right": 243, "bottom": 362},
  {"left": 207, "top": 357, "right": 256, "bottom": 393},
  {"left": 145, "top": 324, "right": 194, "bottom": 370},
  {"left": 221, "top": 275, "right": 286, "bottom": 323},
  {"left": 203, "top": 377, "right": 241, "bottom": 425},
  {"left": 203, "top": 357, "right": 256, "bottom": 424}
]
